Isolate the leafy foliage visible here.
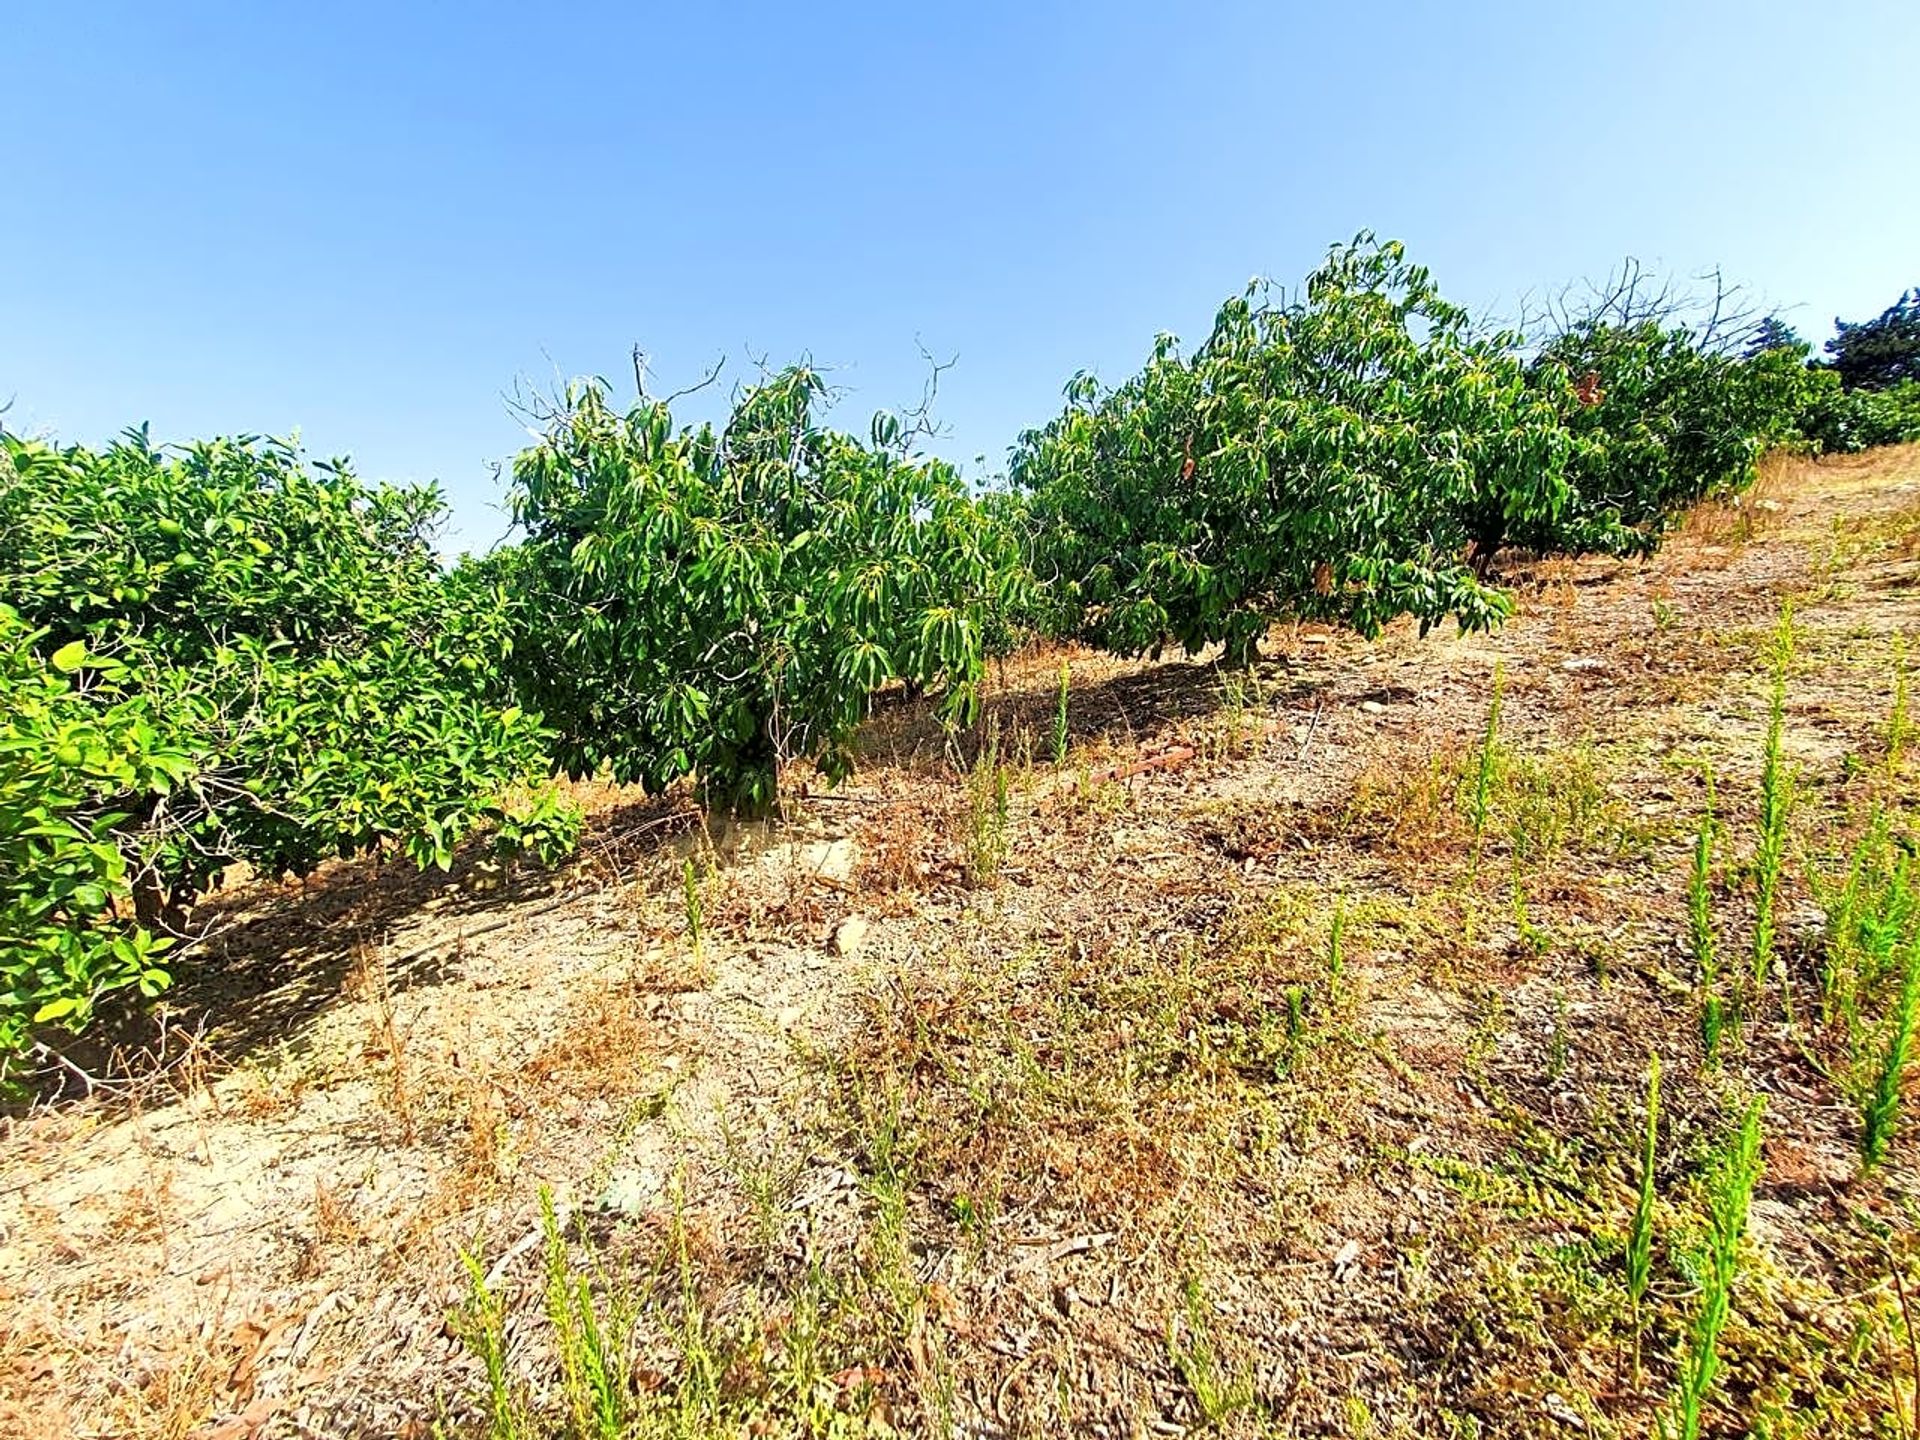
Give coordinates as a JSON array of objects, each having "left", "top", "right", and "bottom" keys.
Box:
[
  {"left": 496, "top": 366, "right": 1026, "bottom": 813},
  {"left": 1794, "top": 372, "right": 1920, "bottom": 454},
  {"left": 0, "top": 613, "right": 192, "bottom": 1055},
  {"left": 0, "top": 428, "right": 575, "bottom": 1067},
  {"left": 1523, "top": 322, "right": 1792, "bottom": 556},
  {"left": 1826, "top": 286, "right": 1920, "bottom": 391},
  {"left": 5, "top": 235, "right": 1915, "bottom": 1068},
  {"left": 1012, "top": 237, "right": 1570, "bottom": 661},
  {"left": 1743, "top": 315, "right": 1807, "bottom": 360}
]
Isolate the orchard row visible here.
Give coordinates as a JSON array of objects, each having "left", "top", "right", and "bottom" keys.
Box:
[{"left": 4, "top": 237, "right": 1917, "bottom": 1065}]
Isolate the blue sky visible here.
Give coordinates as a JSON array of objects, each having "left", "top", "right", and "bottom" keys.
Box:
[{"left": 7, "top": 1, "right": 1916, "bottom": 553}]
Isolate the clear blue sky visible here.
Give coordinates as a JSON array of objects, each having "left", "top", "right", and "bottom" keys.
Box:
[{"left": 7, "top": 1, "right": 1916, "bottom": 553}]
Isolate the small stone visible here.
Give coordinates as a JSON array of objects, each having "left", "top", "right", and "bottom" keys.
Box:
[
  {"left": 600, "top": 1170, "right": 655, "bottom": 1216},
  {"left": 1541, "top": 1393, "right": 1587, "bottom": 1429},
  {"left": 1560, "top": 657, "right": 1606, "bottom": 673},
  {"left": 799, "top": 837, "right": 857, "bottom": 884},
  {"left": 832, "top": 915, "right": 870, "bottom": 956},
  {"left": 1358, "top": 700, "right": 1386, "bottom": 716}
]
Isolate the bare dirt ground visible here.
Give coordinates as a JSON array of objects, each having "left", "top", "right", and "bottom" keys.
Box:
[{"left": 5, "top": 445, "right": 1920, "bottom": 1439}]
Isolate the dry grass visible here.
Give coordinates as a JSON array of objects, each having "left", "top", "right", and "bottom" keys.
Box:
[
  {"left": 850, "top": 891, "right": 1365, "bottom": 1223},
  {"left": 1677, "top": 450, "right": 1796, "bottom": 549},
  {"left": 9, "top": 447, "right": 1920, "bottom": 1437}
]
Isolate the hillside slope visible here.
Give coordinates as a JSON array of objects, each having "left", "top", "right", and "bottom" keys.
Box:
[{"left": 5, "top": 445, "right": 1920, "bottom": 1439}]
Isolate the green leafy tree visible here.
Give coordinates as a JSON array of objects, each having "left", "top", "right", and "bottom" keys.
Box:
[
  {"left": 1525, "top": 321, "right": 1791, "bottom": 554},
  {"left": 1011, "top": 236, "right": 1570, "bottom": 662},
  {"left": 1826, "top": 287, "right": 1920, "bottom": 391},
  {"left": 0, "top": 428, "right": 576, "bottom": 1068},
  {"left": 1739, "top": 342, "right": 1827, "bottom": 449},
  {"left": 496, "top": 365, "right": 1026, "bottom": 814},
  {"left": 0, "top": 613, "right": 194, "bottom": 1061},
  {"left": 1792, "top": 372, "right": 1920, "bottom": 454}
]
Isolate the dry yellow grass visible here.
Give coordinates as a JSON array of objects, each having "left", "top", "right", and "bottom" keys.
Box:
[{"left": 5, "top": 444, "right": 1920, "bottom": 1437}]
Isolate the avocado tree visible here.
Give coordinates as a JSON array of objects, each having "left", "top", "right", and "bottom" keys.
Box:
[
  {"left": 496, "top": 365, "right": 1027, "bottom": 813},
  {"left": 1011, "top": 237, "right": 1571, "bottom": 661}
]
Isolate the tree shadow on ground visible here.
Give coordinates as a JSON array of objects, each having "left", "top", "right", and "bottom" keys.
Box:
[
  {"left": 24, "top": 647, "right": 1345, "bottom": 1108},
  {"left": 857, "top": 647, "right": 1342, "bottom": 775},
  {"left": 22, "top": 792, "right": 701, "bottom": 1106}
]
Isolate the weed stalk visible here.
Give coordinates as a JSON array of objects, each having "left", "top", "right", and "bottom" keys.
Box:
[
  {"left": 682, "top": 855, "right": 704, "bottom": 959},
  {"left": 1751, "top": 605, "right": 1795, "bottom": 995},
  {"left": 1689, "top": 773, "right": 1723, "bottom": 1064},
  {"left": 1668, "top": 1098, "right": 1765, "bottom": 1440},
  {"left": 1864, "top": 929, "right": 1920, "bottom": 1172},
  {"left": 965, "top": 716, "right": 1011, "bottom": 887},
  {"left": 1053, "top": 658, "right": 1071, "bottom": 767},
  {"left": 455, "top": 1250, "right": 520, "bottom": 1440},
  {"left": 1627, "top": 1053, "right": 1660, "bottom": 1383},
  {"left": 1468, "top": 662, "right": 1506, "bottom": 874}
]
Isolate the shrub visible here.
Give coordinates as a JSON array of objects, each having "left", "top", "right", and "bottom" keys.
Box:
[
  {"left": 496, "top": 366, "right": 1026, "bottom": 813},
  {"left": 1012, "top": 236, "right": 1570, "bottom": 661},
  {"left": 1795, "top": 372, "right": 1920, "bottom": 453}
]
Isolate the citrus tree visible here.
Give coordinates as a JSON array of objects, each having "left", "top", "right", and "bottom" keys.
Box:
[
  {"left": 0, "top": 611, "right": 193, "bottom": 1060},
  {"left": 0, "top": 428, "right": 576, "bottom": 1069},
  {"left": 1011, "top": 237, "right": 1570, "bottom": 661},
  {"left": 497, "top": 365, "right": 1027, "bottom": 813}
]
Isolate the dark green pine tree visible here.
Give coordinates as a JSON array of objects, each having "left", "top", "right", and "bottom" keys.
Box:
[
  {"left": 1826, "top": 287, "right": 1920, "bottom": 390},
  {"left": 1743, "top": 314, "right": 1807, "bottom": 360}
]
